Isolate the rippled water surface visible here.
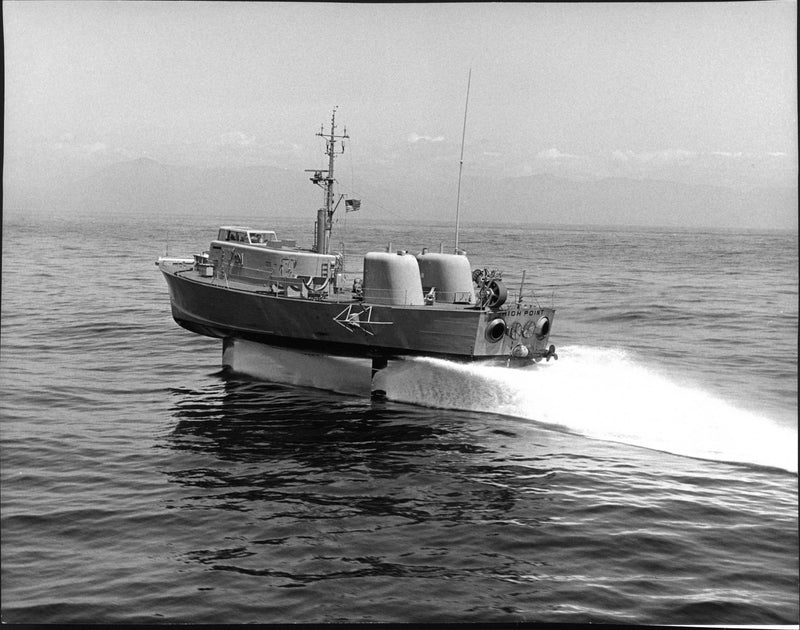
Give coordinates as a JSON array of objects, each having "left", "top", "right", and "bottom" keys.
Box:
[{"left": 1, "top": 212, "right": 797, "bottom": 623}]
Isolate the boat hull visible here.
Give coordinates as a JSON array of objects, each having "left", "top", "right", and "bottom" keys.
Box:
[{"left": 162, "top": 266, "right": 555, "bottom": 362}]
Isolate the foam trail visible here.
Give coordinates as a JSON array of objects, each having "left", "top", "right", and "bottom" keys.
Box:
[{"left": 374, "top": 346, "right": 798, "bottom": 473}]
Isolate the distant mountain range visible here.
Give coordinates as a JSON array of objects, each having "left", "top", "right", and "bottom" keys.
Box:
[
  {"left": 65, "top": 157, "right": 322, "bottom": 219},
  {"left": 4, "top": 157, "right": 797, "bottom": 230},
  {"left": 458, "top": 173, "right": 798, "bottom": 229}
]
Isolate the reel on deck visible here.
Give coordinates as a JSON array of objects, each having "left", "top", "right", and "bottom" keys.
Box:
[{"left": 473, "top": 268, "right": 507, "bottom": 309}]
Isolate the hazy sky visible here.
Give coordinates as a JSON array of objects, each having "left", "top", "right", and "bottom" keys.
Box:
[{"left": 3, "top": 1, "right": 797, "bottom": 191}]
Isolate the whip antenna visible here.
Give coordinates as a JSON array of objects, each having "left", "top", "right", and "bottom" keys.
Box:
[{"left": 454, "top": 69, "right": 471, "bottom": 254}]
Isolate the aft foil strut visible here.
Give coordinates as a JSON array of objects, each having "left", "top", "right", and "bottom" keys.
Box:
[{"left": 371, "top": 357, "right": 389, "bottom": 398}]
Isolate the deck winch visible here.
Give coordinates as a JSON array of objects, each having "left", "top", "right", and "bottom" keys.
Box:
[{"left": 472, "top": 268, "right": 507, "bottom": 309}]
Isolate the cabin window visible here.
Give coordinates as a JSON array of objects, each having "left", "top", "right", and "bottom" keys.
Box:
[
  {"left": 248, "top": 231, "right": 278, "bottom": 244},
  {"left": 217, "top": 229, "right": 277, "bottom": 244}
]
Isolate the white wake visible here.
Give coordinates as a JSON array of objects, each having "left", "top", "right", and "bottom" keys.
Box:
[
  {"left": 227, "top": 340, "right": 797, "bottom": 472},
  {"left": 373, "top": 346, "right": 798, "bottom": 473}
]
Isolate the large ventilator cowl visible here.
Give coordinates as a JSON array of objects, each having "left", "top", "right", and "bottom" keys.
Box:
[
  {"left": 363, "top": 251, "right": 425, "bottom": 305},
  {"left": 416, "top": 252, "right": 475, "bottom": 304}
]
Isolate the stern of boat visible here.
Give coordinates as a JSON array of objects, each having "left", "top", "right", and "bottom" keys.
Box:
[{"left": 475, "top": 303, "right": 557, "bottom": 363}]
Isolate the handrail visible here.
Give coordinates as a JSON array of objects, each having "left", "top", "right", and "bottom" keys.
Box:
[{"left": 203, "top": 258, "right": 545, "bottom": 308}]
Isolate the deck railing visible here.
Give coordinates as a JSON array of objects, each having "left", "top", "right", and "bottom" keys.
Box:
[{"left": 205, "top": 260, "right": 550, "bottom": 309}]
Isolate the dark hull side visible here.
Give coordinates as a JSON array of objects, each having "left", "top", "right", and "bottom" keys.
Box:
[{"left": 162, "top": 270, "right": 554, "bottom": 362}]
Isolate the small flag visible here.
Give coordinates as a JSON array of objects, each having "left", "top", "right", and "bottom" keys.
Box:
[{"left": 345, "top": 199, "right": 361, "bottom": 213}]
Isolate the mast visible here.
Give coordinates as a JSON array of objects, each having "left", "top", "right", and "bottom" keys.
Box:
[
  {"left": 454, "top": 69, "right": 471, "bottom": 254},
  {"left": 307, "top": 107, "right": 348, "bottom": 254}
]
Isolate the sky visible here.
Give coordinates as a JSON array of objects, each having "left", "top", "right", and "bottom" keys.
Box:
[{"left": 3, "top": 1, "right": 798, "bottom": 205}]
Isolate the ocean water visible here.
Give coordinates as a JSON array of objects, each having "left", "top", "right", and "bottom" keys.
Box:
[{"left": 1, "top": 211, "right": 797, "bottom": 624}]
